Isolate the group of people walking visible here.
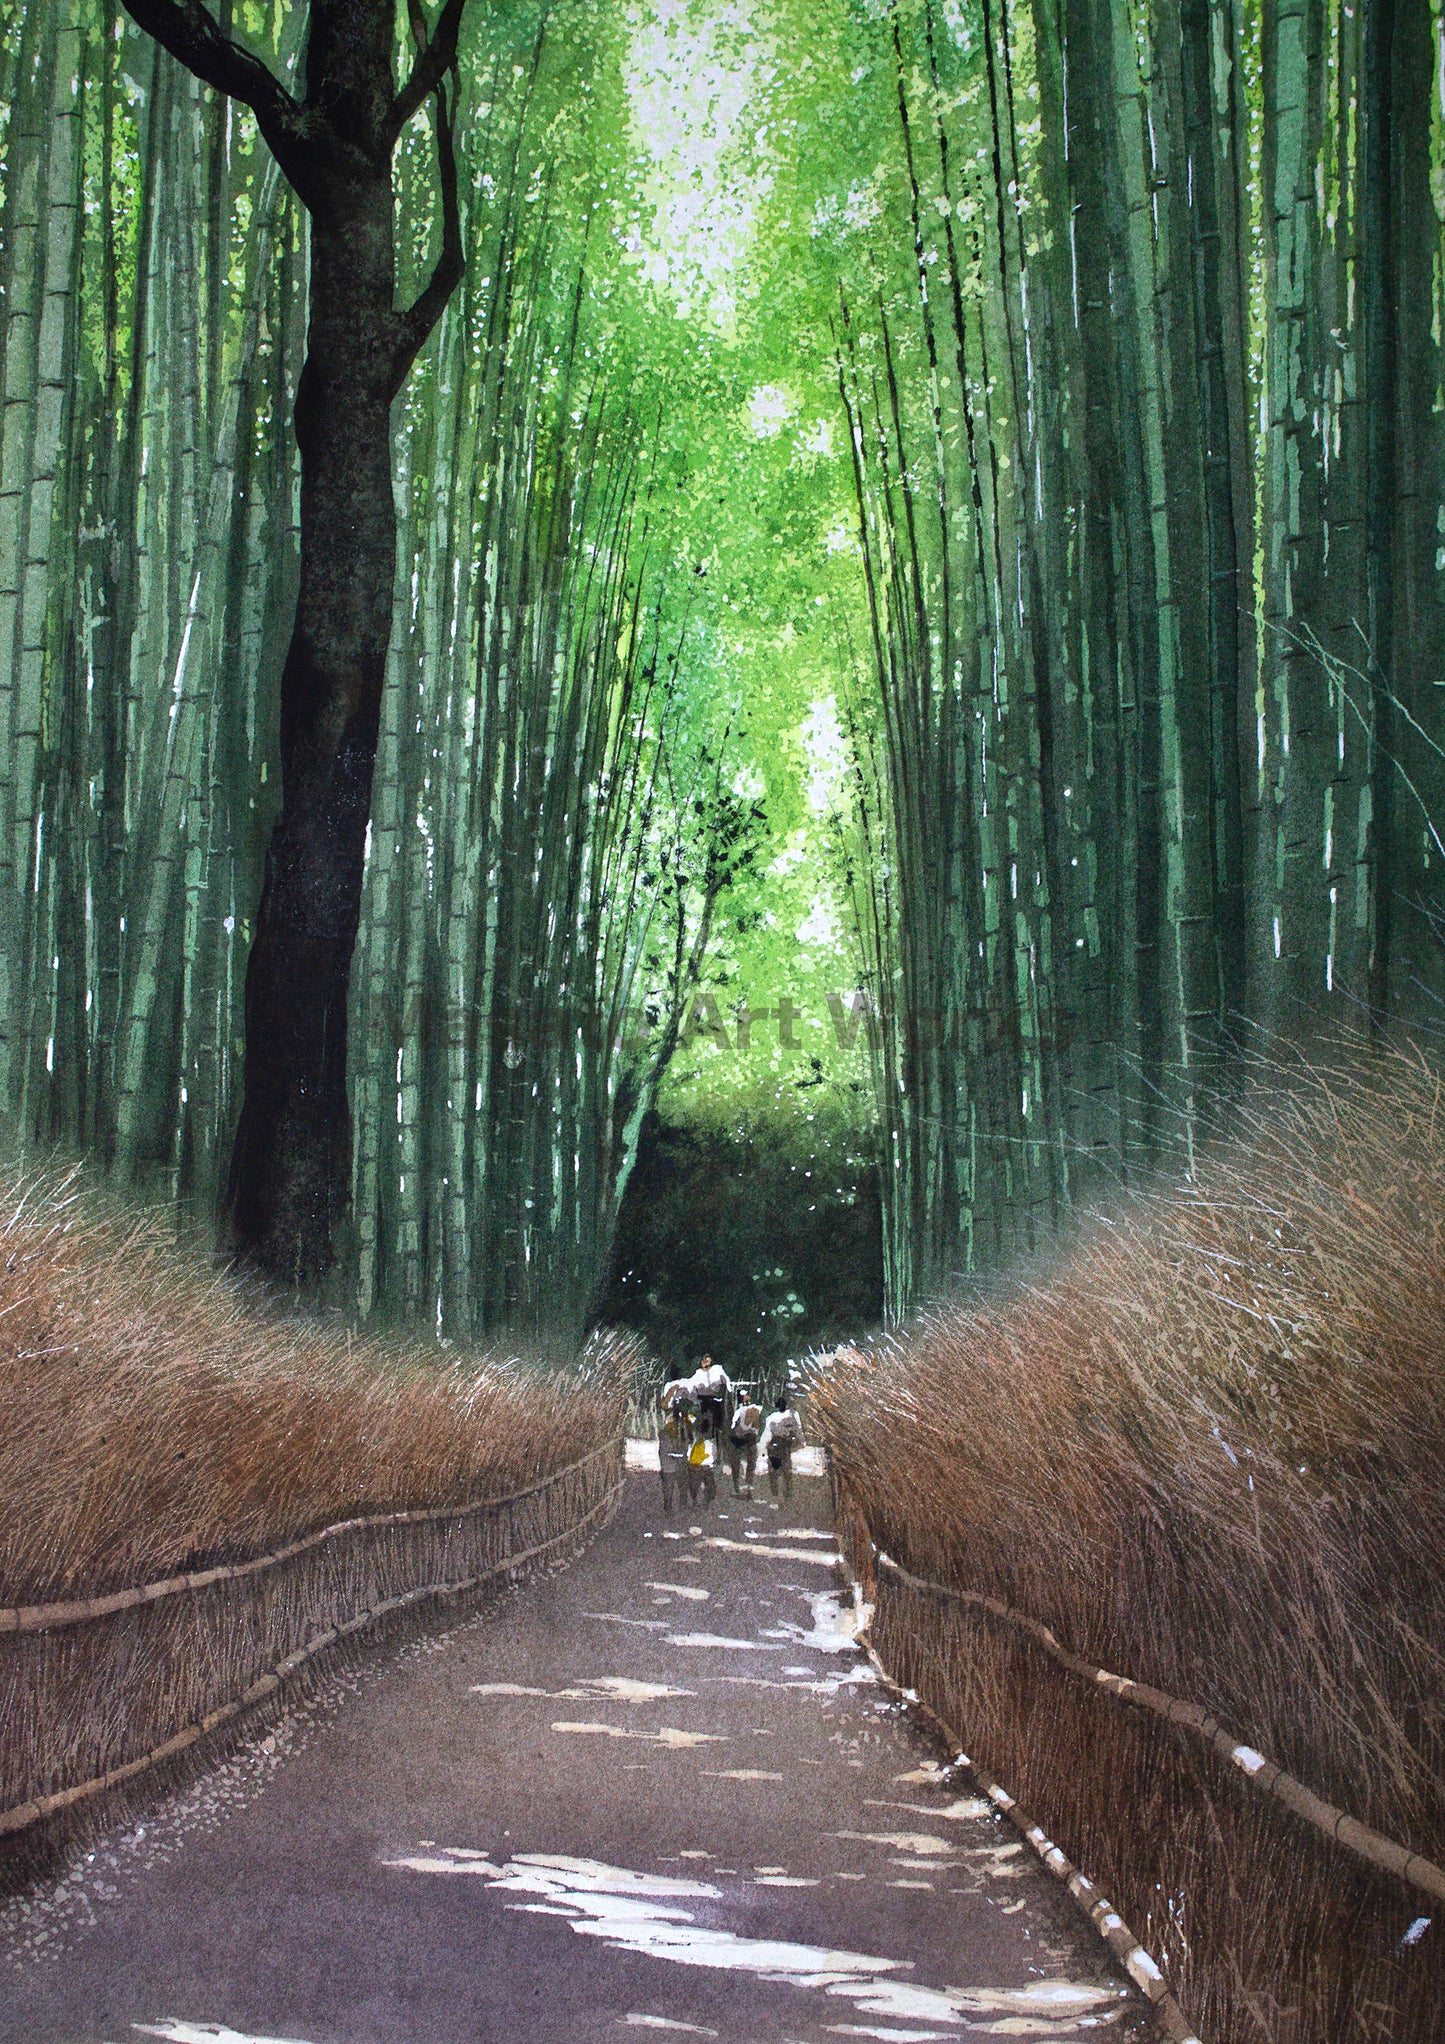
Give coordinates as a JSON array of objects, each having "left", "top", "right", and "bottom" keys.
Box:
[{"left": 656, "top": 1356, "right": 806, "bottom": 1512}]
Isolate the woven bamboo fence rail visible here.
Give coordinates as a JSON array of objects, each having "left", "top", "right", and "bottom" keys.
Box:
[
  {"left": 868, "top": 1549, "right": 1445, "bottom": 1907},
  {"left": 829, "top": 1545, "right": 1203, "bottom": 2044},
  {"left": 0, "top": 1438, "right": 624, "bottom": 1842},
  {"left": 831, "top": 1482, "right": 1443, "bottom": 2044}
]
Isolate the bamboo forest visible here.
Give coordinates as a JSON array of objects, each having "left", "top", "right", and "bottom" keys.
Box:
[
  {"left": 5, "top": 5, "right": 1445, "bottom": 2043},
  {"left": 0, "top": 0, "right": 1442, "bottom": 1343}
]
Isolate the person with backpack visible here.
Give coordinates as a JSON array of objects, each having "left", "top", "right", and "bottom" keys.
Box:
[
  {"left": 685, "top": 1421, "right": 718, "bottom": 1506},
  {"left": 657, "top": 1378, "right": 694, "bottom": 1515},
  {"left": 725, "top": 1388, "right": 762, "bottom": 1499},
  {"left": 759, "top": 1395, "right": 805, "bottom": 1504}
]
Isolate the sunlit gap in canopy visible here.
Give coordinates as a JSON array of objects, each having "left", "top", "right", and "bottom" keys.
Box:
[
  {"left": 623, "top": 0, "right": 777, "bottom": 334},
  {"left": 623, "top": 0, "right": 856, "bottom": 945}
]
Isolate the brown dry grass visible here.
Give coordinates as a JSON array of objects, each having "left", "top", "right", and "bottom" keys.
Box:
[
  {"left": 0, "top": 1168, "right": 634, "bottom": 1606},
  {"left": 811, "top": 1040, "right": 1445, "bottom": 2043}
]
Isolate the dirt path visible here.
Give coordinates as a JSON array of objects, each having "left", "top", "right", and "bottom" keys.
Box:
[{"left": 0, "top": 1467, "right": 1153, "bottom": 2044}]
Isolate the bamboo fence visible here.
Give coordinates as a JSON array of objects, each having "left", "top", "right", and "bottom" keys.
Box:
[
  {"left": 831, "top": 1483, "right": 1444, "bottom": 2044},
  {"left": 0, "top": 1437, "right": 624, "bottom": 1844},
  {"left": 866, "top": 1548, "right": 1445, "bottom": 1907},
  {"left": 831, "top": 1551, "right": 1203, "bottom": 2044}
]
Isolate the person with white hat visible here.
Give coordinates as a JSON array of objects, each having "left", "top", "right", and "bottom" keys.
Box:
[{"left": 686, "top": 1354, "right": 731, "bottom": 1450}]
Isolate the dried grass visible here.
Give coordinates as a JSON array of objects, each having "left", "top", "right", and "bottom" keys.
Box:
[
  {"left": 0, "top": 1168, "right": 633, "bottom": 1605},
  {"left": 0, "top": 1166, "right": 636, "bottom": 1864},
  {"left": 812, "top": 1040, "right": 1445, "bottom": 2044}
]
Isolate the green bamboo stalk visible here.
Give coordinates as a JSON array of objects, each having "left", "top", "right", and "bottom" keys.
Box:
[{"left": 112, "top": 155, "right": 282, "bottom": 1173}]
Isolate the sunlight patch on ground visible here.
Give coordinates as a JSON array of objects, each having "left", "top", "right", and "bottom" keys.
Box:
[
  {"left": 584, "top": 1613, "right": 671, "bottom": 1629},
  {"left": 551, "top": 1722, "right": 727, "bottom": 1747},
  {"left": 702, "top": 1768, "right": 785, "bottom": 1782},
  {"left": 703, "top": 1537, "right": 838, "bottom": 1565},
  {"left": 762, "top": 1589, "right": 873, "bottom": 1655},
  {"left": 958, "top": 1845, "right": 1031, "bottom": 1880},
  {"left": 588, "top": 1677, "right": 699, "bottom": 1701},
  {"left": 826, "top": 2026, "right": 952, "bottom": 2042},
  {"left": 665, "top": 1632, "right": 783, "bottom": 1650},
  {"left": 647, "top": 1581, "right": 711, "bottom": 1600},
  {"left": 129, "top": 2027, "right": 318, "bottom": 2044},
  {"left": 383, "top": 1850, "right": 1130, "bottom": 2034},
  {"left": 704, "top": 1664, "right": 877, "bottom": 1698},
  {"left": 473, "top": 1678, "right": 694, "bottom": 1702},
  {"left": 621, "top": 2017, "right": 719, "bottom": 2034},
  {"left": 864, "top": 1798, "right": 995, "bottom": 1822},
  {"left": 832, "top": 1833, "right": 955, "bottom": 1858}
]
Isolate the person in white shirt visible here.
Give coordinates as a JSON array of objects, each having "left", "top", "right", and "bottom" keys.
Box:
[
  {"left": 686, "top": 1356, "right": 730, "bottom": 1454},
  {"left": 758, "top": 1395, "right": 805, "bottom": 1503},
  {"left": 726, "top": 1391, "right": 762, "bottom": 1499}
]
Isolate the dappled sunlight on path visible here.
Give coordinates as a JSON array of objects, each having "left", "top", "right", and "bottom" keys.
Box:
[{"left": 1, "top": 1475, "right": 1154, "bottom": 2044}]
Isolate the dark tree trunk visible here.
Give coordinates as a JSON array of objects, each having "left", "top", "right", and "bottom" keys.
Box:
[
  {"left": 230, "top": 178, "right": 399, "bottom": 1276},
  {"left": 121, "top": 0, "right": 466, "bottom": 1284}
]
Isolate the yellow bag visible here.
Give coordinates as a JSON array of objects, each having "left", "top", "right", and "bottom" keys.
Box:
[{"left": 688, "top": 1437, "right": 709, "bottom": 1467}]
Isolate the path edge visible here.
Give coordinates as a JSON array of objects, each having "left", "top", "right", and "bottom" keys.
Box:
[
  {"left": 835, "top": 1557, "right": 1204, "bottom": 2044},
  {"left": 0, "top": 1474, "right": 624, "bottom": 1890}
]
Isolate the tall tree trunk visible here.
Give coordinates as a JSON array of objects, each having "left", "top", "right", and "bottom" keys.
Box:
[
  {"left": 228, "top": 178, "right": 402, "bottom": 1277},
  {"left": 123, "top": 0, "right": 467, "bottom": 1284}
]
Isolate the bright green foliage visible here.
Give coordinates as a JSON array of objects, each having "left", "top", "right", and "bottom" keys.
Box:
[
  {"left": 736, "top": 0, "right": 1445, "bottom": 1314},
  {"left": 2, "top": 0, "right": 1442, "bottom": 1336},
  {"left": 0, "top": 0, "right": 819, "bottom": 1338}
]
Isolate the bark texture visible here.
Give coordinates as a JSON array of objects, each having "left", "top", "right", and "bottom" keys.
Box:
[{"left": 122, "top": 0, "right": 467, "bottom": 1282}]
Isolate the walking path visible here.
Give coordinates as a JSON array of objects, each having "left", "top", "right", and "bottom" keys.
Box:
[{"left": 0, "top": 1466, "right": 1152, "bottom": 2044}]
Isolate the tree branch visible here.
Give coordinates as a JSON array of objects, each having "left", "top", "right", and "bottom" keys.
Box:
[
  {"left": 121, "top": 0, "right": 321, "bottom": 202},
  {"left": 389, "top": 0, "right": 470, "bottom": 142},
  {"left": 391, "top": 72, "right": 465, "bottom": 391}
]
